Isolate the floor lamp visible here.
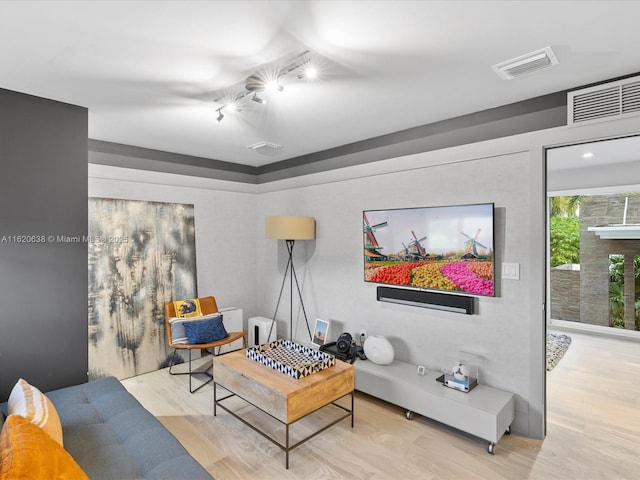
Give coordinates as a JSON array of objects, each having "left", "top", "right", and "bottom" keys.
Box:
[{"left": 265, "top": 216, "right": 316, "bottom": 342}]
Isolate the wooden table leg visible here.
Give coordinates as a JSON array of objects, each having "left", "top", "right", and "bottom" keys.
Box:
[{"left": 285, "top": 424, "right": 290, "bottom": 469}]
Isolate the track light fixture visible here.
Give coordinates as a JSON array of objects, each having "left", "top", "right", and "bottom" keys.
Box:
[
  {"left": 246, "top": 74, "right": 265, "bottom": 92},
  {"left": 251, "top": 93, "right": 266, "bottom": 105},
  {"left": 297, "top": 64, "right": 318, "bottom": 80},
  {"left": 213, "top": 49, "right": 320, "bottom": 123},
  {"left": 305, "top": 65, "right": 318, "bottom": 79},
  {"left": 265, "top": 79, "right": 284, "bottom": 93}
]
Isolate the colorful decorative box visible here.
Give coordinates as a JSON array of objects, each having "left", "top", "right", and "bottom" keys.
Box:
[{"left": 246, "top": 339, "right": 335, "bottom": 379}]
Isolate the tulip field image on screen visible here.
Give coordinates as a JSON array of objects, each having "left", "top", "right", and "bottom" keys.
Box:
[{"left": 364, "top": 203, "right": 495, "bottom": 296}]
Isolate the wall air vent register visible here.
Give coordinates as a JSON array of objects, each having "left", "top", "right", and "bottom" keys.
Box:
[{"left": 568, "top": 74, "right": 640, "bottom": 126}]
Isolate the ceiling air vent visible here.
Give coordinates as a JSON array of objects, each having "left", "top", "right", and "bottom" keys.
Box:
[
  {"left": 568, "top": 75, "right": 640, "bottom": 126},
  {"left": 491, "top": 46, "right": 559, "bottom": 80},
  {"left": 247, "top": 141, "right": 282, "bottom": 155}
]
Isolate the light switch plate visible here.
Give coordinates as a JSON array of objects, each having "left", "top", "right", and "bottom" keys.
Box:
[{"left": 502, "top": 262, "right": 520, "bottom": 280}]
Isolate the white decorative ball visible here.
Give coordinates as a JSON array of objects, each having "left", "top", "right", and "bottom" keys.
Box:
[
  {"left": 453, "top": 363, "right": 469, "bottom": 381},
  {"left": 363, "top": 336, "right": 395, "bottom": 365}
]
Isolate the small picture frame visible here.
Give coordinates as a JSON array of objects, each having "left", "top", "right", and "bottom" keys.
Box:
[{"left": 311, "top": 318, "right": 330, "bottom": 347}]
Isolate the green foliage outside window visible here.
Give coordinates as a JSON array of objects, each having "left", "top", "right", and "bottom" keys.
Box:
[
  {"left": 549, "top": 216, "right": 580, "bottom": 268},
  {"left": 608, "top": 254, "right": 640, "bottom": 330}
]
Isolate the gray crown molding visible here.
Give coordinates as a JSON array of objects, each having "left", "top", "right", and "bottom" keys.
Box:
[{"left": 89, "top": 91, "right": 567, "bottom": 184}]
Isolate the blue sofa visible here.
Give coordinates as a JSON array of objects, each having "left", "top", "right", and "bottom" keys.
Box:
[{"left": 2, "top": 376, "right": 213, "bottom": 480}]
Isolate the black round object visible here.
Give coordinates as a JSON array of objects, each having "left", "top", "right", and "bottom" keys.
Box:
[{"left": 336, "top": 332, "right": 353, "bottom": 353}]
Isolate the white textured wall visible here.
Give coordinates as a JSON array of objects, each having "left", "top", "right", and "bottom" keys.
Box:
[{"left": 257, "top": 147, "right": 535, "bottom": 434}]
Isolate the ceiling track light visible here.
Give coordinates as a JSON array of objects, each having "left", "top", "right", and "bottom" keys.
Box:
[
  {"left": 305, "top": 65, "right": 318, "bottom": 79},
  {"left": 297, "top": 62, "right": 318, "bottom": 80},
  {"left": 265, "top": 79, "right": 284, "bottom": 93},
  {"left": 226, "top": 101, "right": 241, "bottom": 113},
  {"left": 251, "top": 93, "right": 266, "bottom": 105},
  {"left": 246, "top": 74, "right": 265, "bottom": 92},
  {"left": 213, "top": 49, "right": 319, "bottom": 124}
]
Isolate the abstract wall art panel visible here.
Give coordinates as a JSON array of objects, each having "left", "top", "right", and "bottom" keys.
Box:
[{"left": 88, "top": 198, "right": 197, "bottom": 380}]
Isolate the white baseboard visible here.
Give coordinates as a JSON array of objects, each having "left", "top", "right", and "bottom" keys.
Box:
[{"left": 549, "top": 318, "right": 640, "bottom": 342}]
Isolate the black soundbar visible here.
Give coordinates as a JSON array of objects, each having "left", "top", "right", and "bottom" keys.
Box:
[{"left": 377, "top": 286, "right": 475, "bottom": 315}]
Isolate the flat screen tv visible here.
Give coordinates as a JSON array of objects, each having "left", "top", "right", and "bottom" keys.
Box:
[{"left": 363, "top": 203, "right": 495, "bottom": 296}]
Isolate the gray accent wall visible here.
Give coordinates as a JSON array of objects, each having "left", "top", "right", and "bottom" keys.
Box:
[{"left": 0, "top": 88, "right": 88, "bottom": 400}]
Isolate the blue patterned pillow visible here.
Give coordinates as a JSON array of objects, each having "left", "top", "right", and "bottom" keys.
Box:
[{"left": 183, "top": 313, "right": 229, "bottom": 344}]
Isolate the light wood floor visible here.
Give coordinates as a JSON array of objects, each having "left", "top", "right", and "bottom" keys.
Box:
[{"left": 122, "top": 332, "right": 640, "bottom": 479}]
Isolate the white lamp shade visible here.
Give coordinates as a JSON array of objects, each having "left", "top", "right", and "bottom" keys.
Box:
[{"left": 265, "top": 216, "right": 315, "bottom": 240}]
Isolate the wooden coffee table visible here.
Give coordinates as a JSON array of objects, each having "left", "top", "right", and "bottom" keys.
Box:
[{"left": 213, "top": 349, "right": 354, "bottom": 468}]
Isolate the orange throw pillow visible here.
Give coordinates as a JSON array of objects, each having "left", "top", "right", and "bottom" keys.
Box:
[
  {"left": 7, "top": 379, "right": 63, "bottom": 446},
  {"left": 0, "top": 414, "right": 89, "bottom": 480}
]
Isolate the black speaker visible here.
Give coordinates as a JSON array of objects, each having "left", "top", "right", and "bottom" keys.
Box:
[
  {"left": 377, "top": 286, "right": 475, "bottom": 315},
  {"left": 336, "top": 332, "right": 353, "bottom": 353},
  {"left": 253, "top": 325, "right": 260, "bottom": 346}
]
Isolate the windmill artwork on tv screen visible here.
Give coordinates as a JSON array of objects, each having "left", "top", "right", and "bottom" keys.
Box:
[{"left": 363, "top": 203, "right": 495, "bottom": 296}]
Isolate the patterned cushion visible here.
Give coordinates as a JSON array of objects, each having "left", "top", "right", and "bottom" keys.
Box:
[
  {"left": 172, "top": 298, "right": 202, "bottom": 318},
  {"left": 7, "top": 379, "right": 63, "bottom": 446},
  {"left": 182, "top": 313, "right": 229, "bottom": 344},
  {"left": 0, "top": 415, "right": 89, "bottom": 479}
]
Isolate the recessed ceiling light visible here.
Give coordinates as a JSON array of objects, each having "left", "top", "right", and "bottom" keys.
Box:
[{"left": 582, "top": 152, "right": 594, "bottom": 158}]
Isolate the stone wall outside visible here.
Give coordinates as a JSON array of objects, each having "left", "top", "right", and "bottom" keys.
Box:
[
  {"left": 550, "top": 265, "right": 580, "bottom": 321},
  {"left": 578, "top": 195, "right": 640, "bottom": 329}
]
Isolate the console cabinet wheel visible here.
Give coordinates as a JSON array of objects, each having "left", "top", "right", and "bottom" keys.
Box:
[
  {"left": 405, "top": 410, "right": 414, "bottom": 420},
  {"left": 506, "top": 426, "right": 511, "bottom": 435},
  {"left": 487, "top": 442, "right": 495, "bottom": 455}
]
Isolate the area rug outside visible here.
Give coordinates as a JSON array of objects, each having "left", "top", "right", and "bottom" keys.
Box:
[{"left": 546, "top": 331, "right": 572, "bottom": 371}]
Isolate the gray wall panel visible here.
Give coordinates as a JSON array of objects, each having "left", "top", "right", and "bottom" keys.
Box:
[{"left": 0, "top": 88, "right": 88, "bottom": 400}]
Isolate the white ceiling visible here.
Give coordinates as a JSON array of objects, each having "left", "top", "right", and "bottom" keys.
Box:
[
  {"left": 2, "top": 1, "right": 640, "bottom": 167},
  {"left": 547, "top": 135, "right": 640, "bottom": 172}
]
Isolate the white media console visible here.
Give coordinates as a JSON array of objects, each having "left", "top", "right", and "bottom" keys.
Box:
[{"left": 354, "top": 359, "right": 514, "bottom": 454}]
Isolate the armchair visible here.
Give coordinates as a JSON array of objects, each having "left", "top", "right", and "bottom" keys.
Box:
[{"left": 165, "top": 296, "right": 247, "bottom": 393}]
